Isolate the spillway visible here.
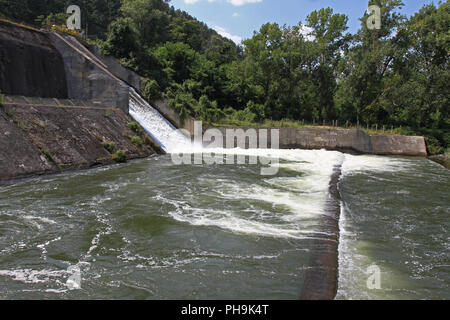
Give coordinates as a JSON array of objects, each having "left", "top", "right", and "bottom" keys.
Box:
[{"left": 128, "top": 88, "right": 191, "bottom": 153}]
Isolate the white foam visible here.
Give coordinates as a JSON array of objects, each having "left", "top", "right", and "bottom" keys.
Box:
[
  {"left": 158, "top": 149, "right": 345, "bottom": 239},
  {"left": 342, "top": 154, "right": 410, "bottom": 175},
  {"left": 128, "top": 88, "right": 191, "bottom": 153}
]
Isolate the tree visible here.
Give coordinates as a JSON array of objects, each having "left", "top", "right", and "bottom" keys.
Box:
[{"left": 334, "top": 0, "right": 406, "bottom": 126}]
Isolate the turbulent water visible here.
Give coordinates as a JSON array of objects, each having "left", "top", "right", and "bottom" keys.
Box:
[
  {"left": 128, "top": 88, "right": 191, "bottom": 153},
  {"left": 0, "top": 149, "right": 448, "bottom": 299},
  {"left": 0, "top": 89, "right": 448, "bottom": 299}
]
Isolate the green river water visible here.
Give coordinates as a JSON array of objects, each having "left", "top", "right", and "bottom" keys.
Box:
[{"left": 0, "top": 150, "right": 448, "bottom": 299}]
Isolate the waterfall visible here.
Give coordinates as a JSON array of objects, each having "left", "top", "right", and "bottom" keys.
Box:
[{"left": 128, "top": 88, "right": 191, "bottom": 153}]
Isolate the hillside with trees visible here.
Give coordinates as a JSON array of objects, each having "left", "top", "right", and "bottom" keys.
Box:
[{"left": 0, "top": 0, "right": 448, "bottom": 154}]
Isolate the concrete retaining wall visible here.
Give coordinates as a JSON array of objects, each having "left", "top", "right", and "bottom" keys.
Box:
[
  {"left": 0, "top": 21, "right": 68, "bottom": 98},
  {"left": 48, "top": 33, "right": 130, "bottom": 114},
  {"left": 89, "top": 45, "right": 142, "bottom": 91},
  {"left": 208, "top": 126, "right": 427, "bottom": 157}
]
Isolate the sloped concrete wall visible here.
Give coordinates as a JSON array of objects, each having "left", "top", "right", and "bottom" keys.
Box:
[
  {"left": 48, "top": 33, "right": 130, "bottom": 114},
  {"left": 89, "top": 45, "right": 142, "bottom": 91},
  {"left": 0, "top": 21, "right": 68, "bottom": 98}
]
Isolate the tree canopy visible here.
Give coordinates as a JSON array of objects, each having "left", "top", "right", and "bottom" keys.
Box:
[{"left": 0, "top": 0, "right": 448, "bottom": 154}]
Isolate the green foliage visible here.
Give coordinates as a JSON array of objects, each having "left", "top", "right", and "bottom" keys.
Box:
[
  {"left": 39, "top": 147, "right": 53, "bottom": 162},
  {"left": 194, "top": 95, "right": 224, "bottom": 123},
  {"left": 5, "top": 108, "right": 15, "bottom": 117},
  {"left": 2, "top": 0, "right": 448, "bottom": 153},
  {"left": 112, "top": 150, "right": 127, "bottom": 163},
  {"left": 142, "top": 78, "right": 162, "bottom": 102},
  {"left": 425, "top": 136, "right": 445, "bottom": 156},
  {"left": 130, "top": 135, "right": 143, "bottom": 147},
  {"left": 101, "top": 17, "right": 139, "bottom": 59},
  {"left": 167, "top": 83, "right": 197, "bottom": 123},
  {"left": 102, "top": 141, "right": 116, "bottom": 154},
  {"left": 37, "top": 12, "right": 68, "bottom": 29}
]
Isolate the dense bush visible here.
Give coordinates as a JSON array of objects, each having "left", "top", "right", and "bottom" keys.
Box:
[
  {"left": 112, "top": 150, "right": 127, "bottom": 163},
  {"left": 102, "top": 141, "right": 116, "bottom": 154}
]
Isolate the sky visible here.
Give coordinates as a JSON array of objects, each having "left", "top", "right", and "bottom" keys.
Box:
[{"left": 170, "top": 0, "right": 437, "bottom": 44}]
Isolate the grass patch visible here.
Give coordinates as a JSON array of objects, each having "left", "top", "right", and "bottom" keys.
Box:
[
  {"left": 31, "top": 120, "right": 46, "bottom": 128},
  {"left": 18, "top": 122, "right": 27, "bottom": 131},
  {"left": 5, "top": 108, "right": 15, "bottom": 117},
  {"left": 39, "top": 147, "right": 53, "bottom": 162},
  {"left": 102, "top": 141, "right": 116, "bottom": 154},
  {"left": 131, "top": 136, "right": 143, "bottom": 147},
  {"left": 112, "top": 150, "right": 127, "bottom": 163}
]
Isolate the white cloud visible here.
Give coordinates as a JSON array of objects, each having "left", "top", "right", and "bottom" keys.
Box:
[
  {"left": 232, "top": 12, "right": 240, "bottom": 18},
  {"left": 213, "top": 26, "right": 243, "bottom": 44},
  {"left": 300, "top": 26, "right": 314, "bottom": 41},
  {"left": 227, "top": 0, "right": 262, "bottom": 6},
  {"left": 184, "top": 0, "right": 262, "bottom": 6}
]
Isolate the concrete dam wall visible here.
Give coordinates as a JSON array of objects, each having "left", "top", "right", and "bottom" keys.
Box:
[
  {"left": 208, "top": 126, "right": 428, "bottom": 157},
  {"left": 0, "top": 20, "right": 156, "bottom": 181},
  {"left": 0, "top": 21, "right": 68, "bottom": 98}
]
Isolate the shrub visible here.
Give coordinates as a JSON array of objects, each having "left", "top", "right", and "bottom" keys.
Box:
[
  {"left": 245, "top": 101, "right": 265, "bottom": 123},
  {"left": 142, "top": 78, "right": 162, "bottom": 102},
  {"left": 5, "top": 108, "right": 15, "bottom": 117},
  {"left": 131, "top": 136, "right": 143, "bottom": 147},
  {"left": 233, "top": 107, "right": 256, "bottom": 123},
  {"left": 102, "top": 141, "right": 116, "bottom": 154},
  {"left": 425, "top": 136, "right": 444, "bottom": 155},
  {"left": 112, "top": 150, "right": 127, "bottom": 163},
  {"left": 194, "top": 95, "right": 224, "bottom": 123}
]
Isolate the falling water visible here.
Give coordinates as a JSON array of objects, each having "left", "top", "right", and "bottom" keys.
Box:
[{"left": 128, "top": 88, "right": 191, "bottom": 153}]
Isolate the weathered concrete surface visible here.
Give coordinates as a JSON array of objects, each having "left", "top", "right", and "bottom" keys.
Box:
[
  {"left": 0, "top": 21, "right": 68, "bottom": 98},
  {"left": 0, "top": 110, "right": 57, "bottom": 180},
  {"left": 300, "top": 164, "right": 342, "bottom": 300},
  {"left": 371, "top": 134, "right": 428, "bottom": 156},
  {"left": 48, "top": 32, "right": 130, "bottom": 114},
  {"left": 89, "top": 45, "right": 142, "bottom": 91},
  {"left": 0, "top": 103, "right": 155, "bottom": 181},
  {"left": 209, "top": 126, "right": 427, "bottom": 157}
]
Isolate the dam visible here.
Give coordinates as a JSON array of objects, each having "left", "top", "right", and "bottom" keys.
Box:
[{"left": 0, "top": 20, "right": 448, "bottom": 300}]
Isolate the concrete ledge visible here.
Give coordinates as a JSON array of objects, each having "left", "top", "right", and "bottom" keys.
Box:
[{"left": 208, "top": 126, "right": 427, "bottom": 157}]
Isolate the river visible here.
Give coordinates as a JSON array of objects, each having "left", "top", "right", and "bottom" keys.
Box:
[{"left": 0, "top": 149, "right": 448, "bottom": 299}]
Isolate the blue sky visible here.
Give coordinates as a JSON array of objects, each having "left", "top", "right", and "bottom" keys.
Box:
[{"left": 170, "top": 0, "right": 437, "bottom": 43}]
